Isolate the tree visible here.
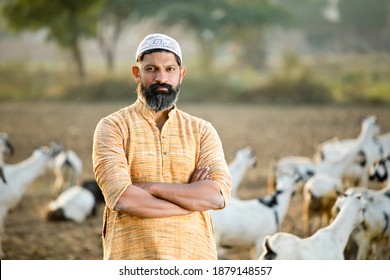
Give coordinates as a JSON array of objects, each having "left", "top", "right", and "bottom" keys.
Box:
[
  {"left": 1, "top": 0, "right": 103, "bottom": 78},
  {"left": 97, "top": 0, "right": 138, "bottom": 72},
  {"left": 276, "top": 0, "right": 390, "bottom": 52},
  {"left": 221, "top": 0, "right": 290, "bottom": 69},
  {"left": 338, "top": 0, "right": 390, "bottom": 51},
  {"left": 153, "top": 0, "right": 288, "bottom": 74}
]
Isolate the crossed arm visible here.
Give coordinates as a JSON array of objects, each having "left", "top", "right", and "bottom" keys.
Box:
[{"left": 114, "top": 167, "right": 225, "bottom": 218}]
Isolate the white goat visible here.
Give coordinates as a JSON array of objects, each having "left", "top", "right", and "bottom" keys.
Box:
[
  {"left": 345, "top": 155, "right": 390, "bottom": 259},
  {"left": 302, "top": 115, "right": 380, "bottom": 235},
  {"left": 0, "top": 143, "right": 62, "bottom": 259},
  {"left": 228, "top": 147, "right": 256, "bottom": 198},
  {"left": 45, "top": 180, "right": 105, "bottom": 223},
  {"left": 267, "top": 156, "right": 315, "bottom": 193},
  {"left": 211, "top": 171, "right": 300, "bottom": 259},
  {"left": 360, "top": 132, "right": 390, "bottom": 183},
  {"left": 269, "top": 117, "right": 380, "bottom": 196},
  {"left": 50, "top": 149, "right": 83, "bottom": 197},
  {"left": 345, "top": 185, "right": 390, "bottom": 259},
  {"left": 259, "top": 192, "right": 367, "bottom": 260},
  {"left": 314, "top": 115, "right": 382, "bottom": 186}
]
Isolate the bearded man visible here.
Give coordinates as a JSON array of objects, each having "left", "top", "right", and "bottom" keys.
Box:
[{"left": 92, "top": 33, "right": 232, "bottom": 260}]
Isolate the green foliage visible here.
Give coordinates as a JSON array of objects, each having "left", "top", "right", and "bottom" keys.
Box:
[
  {"left": 155, "top": 0, "right": 288, "bottom": 73},
  {"left": 2, "top": 0, "right": 102, "bottom": 45},
  {"left": 258, "top": 72, "right": 333, "bottom": 104},
  {"left": 178, "top": 74, "right": 236, "bottom": 103},
  {"left": 277, "top": 0, "right": 390, "bottom": 51},
  {"left": 310, "top": 53, "right": 390, "bottom": 105},
  {"left": 264, "top": 52, "right": 332, "bottom": 104},
  {"left": 241, "top": 53, "right": 333, "bottom": 104},
  {"left": 0, "top": 0, "right": 290, "bottom": 77},
  {"left": 1, "top": 0, "right": 104, "bottom": 77},
  {"left": 0, "top": 62, "right": 134, "bottom": 102},
  {"left": 339, "top": 0, "right": 389, "bottom": 32},
  {"left": 61, "top": 78, "right": 136, "bottom": 102},
  {"left": 338, "top": 0, "right": 390, "bottom": 51},
  {"left": 2, "top": 52, "right": 390, "bottom": 105},
  {"left": 334, "top": 69, "right": 390, "bottom": 104},
  {"left": 0, "top": 62, "right": 50, "bottom": 101}
]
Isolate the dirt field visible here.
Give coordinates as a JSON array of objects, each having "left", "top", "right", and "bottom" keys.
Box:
[{"left": 1, "top": 101, "right": 389, "bottom": 260}]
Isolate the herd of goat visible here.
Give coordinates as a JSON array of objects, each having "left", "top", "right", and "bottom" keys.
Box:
[
  {"left": 1, "top": 114, "right": 390, "bottom": 260},
  {"left": 0, "top": 135, "right": 104, "bottom": 259}
]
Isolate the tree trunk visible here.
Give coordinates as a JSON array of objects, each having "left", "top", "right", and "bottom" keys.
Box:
[
  {"left": 97, "top": 23, "right": 121, "bottom": 72},
  {"left": 71, "top": 40, "right": 85, "bottom": 79}
]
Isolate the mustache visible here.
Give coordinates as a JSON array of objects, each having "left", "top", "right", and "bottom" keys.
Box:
[{"left": 149, "top": 82, "right": 175, "bottom": 92}]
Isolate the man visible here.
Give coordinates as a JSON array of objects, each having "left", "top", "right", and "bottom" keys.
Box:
[{"left": 92, "top": 33, "right": 231, "bottom": 260}]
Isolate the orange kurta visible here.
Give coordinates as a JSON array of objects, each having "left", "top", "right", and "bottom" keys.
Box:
[{"left": 92, "top": 99, "right": 231, "bottom": 259}]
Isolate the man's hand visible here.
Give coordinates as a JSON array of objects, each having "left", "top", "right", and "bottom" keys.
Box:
[{"left": 190, "top": 166, "right": 210, "bottom": 183}]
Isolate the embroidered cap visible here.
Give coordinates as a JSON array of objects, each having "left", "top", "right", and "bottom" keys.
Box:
[{"left": 135, "top": 33, "right": 182, "bottom": 65}]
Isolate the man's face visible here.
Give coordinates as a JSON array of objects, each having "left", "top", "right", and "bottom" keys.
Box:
[{"left": 134, "top": 51, "right": 186, "bottom": 112}]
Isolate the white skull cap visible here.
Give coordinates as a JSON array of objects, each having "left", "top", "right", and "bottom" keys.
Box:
[{"left": 135, "top": 33, "right": 182, "bottom": 65}]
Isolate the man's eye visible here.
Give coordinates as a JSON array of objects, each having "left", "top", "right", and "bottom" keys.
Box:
[{"left": 145, "top": 67, "right": 156, "bottom": 71}]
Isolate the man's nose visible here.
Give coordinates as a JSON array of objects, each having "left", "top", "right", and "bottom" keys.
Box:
[{"left": 155, "top": 70, "right": 169, "bottom": 83}]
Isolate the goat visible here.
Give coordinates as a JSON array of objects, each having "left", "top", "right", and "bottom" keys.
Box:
[
  {"left": 50, "top": 149, "right": 83, "bottom": 197},
  {"left": 303, "top": 173, "right": 344, "bottom": 236},
  {"left": 267, "top": 156, "right": 315, "bottom": 193},
  {"left": 345, "top": 155, "right": 390, "bottom": 259},
  {"left": 228, "top": 147, "right": 256, "bottom": 198},
  {"left": 211, "top": 170, "right": 301, "bottom": 259},
  {"left": 45, "top": 180, "right": 105, "bottom": 223},
  {"left": 368, "top": 154, "right": 389, "bottom": 185},
  {"left": 314, "top": 115, "right": 382, "bottom": 186},
  {"left": 302, "top": 115, "right": 380, "bottom": 236},
  {"left": 0, "top": 143, "right": 62, "bottom": 259},
  {"left": 259, "top": 192, "right": 367, "bottom": 260},
  {"left": 0, "top": 132, "right": 14, "bottom": 184},
  {"left": 345, "top": 185, "right": 390, "bottom": 259}
]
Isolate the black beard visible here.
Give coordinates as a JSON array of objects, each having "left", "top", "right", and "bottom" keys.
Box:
[{"left": 141, "top": 82, "right": 179, "bottom": 112}]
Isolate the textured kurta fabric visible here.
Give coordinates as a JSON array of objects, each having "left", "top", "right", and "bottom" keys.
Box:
[{"left": 92, "top": 98, "right": 231, "bottom": 260}]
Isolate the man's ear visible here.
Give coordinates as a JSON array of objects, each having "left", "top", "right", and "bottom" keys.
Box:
[
  {"left": 131, "top": 66, "right": 141, "bottom": 83},
  {"left": 180, "top": 66, "right": 186, "bottom": 84}
]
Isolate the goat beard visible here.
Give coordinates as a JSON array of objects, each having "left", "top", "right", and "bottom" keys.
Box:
[{"left": 140, "top": 82, "right": 180, "bottom": 112}]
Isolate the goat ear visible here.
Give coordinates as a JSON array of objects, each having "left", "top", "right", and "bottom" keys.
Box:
[{"left": 336, "top": 190, "right": 344, "bottom": 197}]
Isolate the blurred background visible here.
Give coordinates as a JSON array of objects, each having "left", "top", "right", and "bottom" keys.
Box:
[
  {"left": 1, "top": 0, "right": 390, "bottom": 260},
  {"left": 1, "top": 0, "right": 389, "bottom": 105}
]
